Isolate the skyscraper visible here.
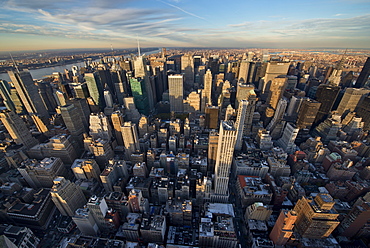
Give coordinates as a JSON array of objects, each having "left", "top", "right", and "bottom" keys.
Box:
[
  {"left": 238, "top": 60, "right": 250, "bottom": 82},
  {"left": 354, "top": 57, "right": 370, "bottom": 88},
  {"left": 51, "top": 177, "right": 87, "bottom": 216},
  {"left": 8, "top": 70, "right": 49, "bottom": 118},
  {"left": 213, "top": 121, "right": 237, "bottom": 202},
  {"left": 201, "top": 69, "right": 212, "bottom": 112},
  {"left": 235, "top": 100, "right": 248, "bottom": 150},
  {"left": 260, "top": 62, "right": 290, "bottom": 96},
  {"left": 266, "top": 76, "right": 287, "bottom": 110},
  {"left": 121, "top": 121, "right": 140, "bottom": 157},
  {"left": 168, "top": 74, "right": 184, "bottom": 112},
  {"left": 293, "top": 194, "right": 340, "bottom": 239},
  {"left": 313, "top": 84, "right": 340, "bottom": 126},
  {"left": 57, "top": 104, "right": 86, "bottom": 141},
  {"left": 296, "top": 99, "right": 321, "bottom": 129},
  {"left": 336, "top": 87, "right": 370, "bottom": 115},
  {"left": 0, "top": 110, "right": 38, "bottom": 149},
  {"left": 8, "top": 70, "right": 50, "bottom": 133},
  {"left": 181, "top": 54, "right": 194, "bottom": 90},
  {"left": 84, "top": 72, "right": 105, "bottom": 111},
  {"left": 110, "top": 110, "right": 124, "bottom": 146},
  {"left": 277, "top": 122, "right": 299, "bottom": 153}
]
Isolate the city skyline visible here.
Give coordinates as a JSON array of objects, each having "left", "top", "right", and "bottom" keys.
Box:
[{"left": 1, "top": 0, "right": 370, "bottom": 52}]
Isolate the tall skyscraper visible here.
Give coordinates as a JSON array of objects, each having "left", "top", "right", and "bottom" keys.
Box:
[
  {"left": 235, "top": 100, "right": 248, "bottom": 150},
  {"left": 71, "top": 159, "right": 101, "bottom": 182},
  {"left": 266, "top": 76, "right": 287, "bottom": 110},
  {"left": 313, "top": 84, "right": 340, "bottom": 126},
  {"left": 286, "top": 96, "right": 304, "bottom": 118},
  {"left": 181, "top": 54, "right": 194, "bottom": 90},
  {"left": 8, "top": 70, "right": 49, "bottom": 118},
  {"left": 296, "top": 99, "right": 321, "bottom": 129},
  {"left": 51, "top": 177, "right": 87, "bottom": 216},
  {"left": 89, "top": 112, "right": 113, "bottom": 141},
  {"left": 336, "top": 88, "right": 370, "bottom": 115},
  {"left": 121, "top": 121, "right": 140, "bottom": 157},
  {"left": 235, "top": 82, "right": 254, "bottom": 109},
  {"left": 168, "top": 74, "right": 184, "bottom": 112},
  {"left": 238, "top": 60, "right": 250, "bottom": 82},
  {"left": 213, "top": 121, "right": 237, "bottom": 202},
  {"left": 84, "top": 72, "right": 105, "bottom": 111},
  {"left": 260, "top": 62, "right": 290, "bottom": 96},
  {"left": 208, "top": 130, "right": 219, "bottom": 174},
  {"left": 354, "top": 57, "right": 370, "bottom": 88},
  {"left": 293, "top": 194, "right": 340, "bottom": 239},
  {"left": 110, "top": 110, "right": 124, "bottom": 146},
  {"left": 277, "top": 122, "right": 299, "bottom": 153},
  {"left": 201, "top": 69, "right": 212, "bottom": 112},
  {"left": 57, "top": 104, "right": 86, "bottom": 141},
  {"left": 0, "top": 110, "right": 38, "bottom": 149},
  {"left": 266, "top": 98, "right": 288, "bottom": 132},
  {"left": 356, "top": 94, "right": 370, "bottom": 130},
  {"left": 8, "top": 70, "right": 50, "bottom": 133}
]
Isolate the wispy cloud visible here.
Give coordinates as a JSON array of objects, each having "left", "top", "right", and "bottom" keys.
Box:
[{"left": 157, "top": 0, "right": 206, "bottom": 21}]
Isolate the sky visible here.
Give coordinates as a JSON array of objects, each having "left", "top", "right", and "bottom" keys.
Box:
[{"left": 0, "top": 0, "right": 370, "bottom": 51}]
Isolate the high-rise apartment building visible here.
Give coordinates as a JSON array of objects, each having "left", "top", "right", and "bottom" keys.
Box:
[
  {"left": 51, "top": 177, "right": 87, "bottom": 216},
  {"left": 277, "top": 123, "right": 299, "bottom": 154},
  {"left": 293, "top": 194, "right": 340, "bottom": 239},
  {"left": 0, "top": 110, "right": 38, "bottom": 149},
  {"left": 336, "top": 87, "right": 370, "bottom": 115},
  {"left": 354, "top": 57, "right": 370, "bottom": 88},
  {"left": 212, "top": 121, "right": 237, "bottom": 202},
  {"left": 168, "top": 74, "right": 184, "bottom": 112}
]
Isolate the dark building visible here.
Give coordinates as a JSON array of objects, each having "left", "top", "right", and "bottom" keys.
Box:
[
  {"left": 313, "top": 84, "right": 340, "bottom": 126},
  {"left": 354, "top": 57, "right": 370, "bottom": 88},
  {"left": 296, "top": 99, "right": 321, "bottom": 129}
]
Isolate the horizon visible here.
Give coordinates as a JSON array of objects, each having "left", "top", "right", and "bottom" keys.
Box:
[{"left": 1, "top": 0, "right": 370, "bottom": 52}]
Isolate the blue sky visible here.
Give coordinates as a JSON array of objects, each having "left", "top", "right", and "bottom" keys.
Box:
[{"left": 1, "top": 0, "right": 370, "bottom": 51}]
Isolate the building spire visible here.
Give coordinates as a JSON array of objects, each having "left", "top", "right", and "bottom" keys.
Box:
[
  {"left": 9, "top": 53, "right": 20, "bottom": 73},
  {"left": 137, "top": 38, "right": 141, "bottom": 57}
]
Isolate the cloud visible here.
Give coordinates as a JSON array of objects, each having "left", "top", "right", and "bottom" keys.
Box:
[{"left": 157, "top": 0, "right": 206, "bottom": 21}]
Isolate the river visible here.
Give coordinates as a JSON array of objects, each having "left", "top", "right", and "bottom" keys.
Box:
[{"left": 0, "top": 49, "right": 161, "bottom": 82}]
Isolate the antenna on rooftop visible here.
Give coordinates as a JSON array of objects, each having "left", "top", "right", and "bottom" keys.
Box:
[
  {"left": 137, "top": 38, "right": 141, "bottom": 57},
  {"left": 9, "top": 52, "right": 20, "bottom": 73}
]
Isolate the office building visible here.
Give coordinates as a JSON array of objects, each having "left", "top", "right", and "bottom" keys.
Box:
[
  {"left": 100, "top": 159, "right": 128, "bottom": 192},
  {"left": 71, "top": 159, "right": 101, "bottom": 182},
  {"left": 277, "top": 123, "right": 299, "bottom": 154},
  {"left": 57, "top": 104, "right": 86, "bottom": 141},
  {"left": 18, "top": 157, "right": 67, "bottom": 189},
  {"left": 86, "top": 196, "right": 110, "bottom": 232},
  {"left": 286, "top": 95, "right": 304, "bottom": 118},
  {"left": 354, "top": 57, "right": 370, "bottom": 88},
  {"left": 293, "top": 194, "right": 340, "bottom": 239},
  {"left": 356, "top": 94, "right": 370, "bottom": 130},
  {"left": 8, "top": 70, "right": 50, "bottom": 132},
  {"left": 89, "top": 112, "right": 113, "bottom": 141},
  {"left": 111, "top": 110, "right": 124, "bottom": 146},
  {"left": 336, "top": 87, "right": 370, "bottom": 115},
  {"left": 212, "top": 121, "right": 237, "bottom": 202},
  {"left": 235, "top": 100, "right": 248, "bottom": 150},
  {"left": 201, "top": 69, "right": 212, "bottom": 112},
  {"left": 266, "top": 76, "right": 287, "bottom": 110},
  {"left": 337, "top": 201, "right": 370, "bottom": 238},
  {"left": 51, "top": 177, "right": 87, "bottom": 216},
  {"left": 0, "top": 110, "right": 38, "bottom": 149},
  {"left": 129, "top": 77, "right": 150, "bottom": 115},
  {"left": 269, "top": 210, "right": 297, "bottom": 246},
  {"left": 181, "top": 54, "right": 194, "bottom": 89},
  {"left": 73, "top": 207, "right": 99, "bottom": 236},
  {"left": 296, "top": 99, "right": 321, "bottom": 129},
  {"left": 260, "top": 62, "right": 290, "bottom": 95},
  {"left": 121, "top": 121, "right": 140, "bottom": 157},
  {"left": 205, "top": 105, "right": 219, "bottom": 129},
  {"left": 168, "top": 74, "right": 184, "bottom": 112},
  {"left": 314, "top": 84, "right": 340, "bottom": 126},
  {"left": 84, "top": 72, "right": 105, "bottom": 110}
]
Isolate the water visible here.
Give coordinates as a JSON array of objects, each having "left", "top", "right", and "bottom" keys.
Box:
[{"left": 0, "top": 49, "right": 161, "bottom": 82}]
